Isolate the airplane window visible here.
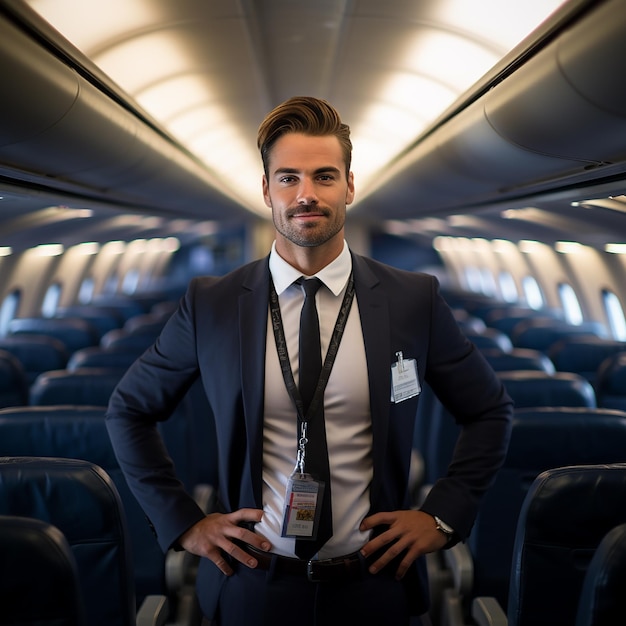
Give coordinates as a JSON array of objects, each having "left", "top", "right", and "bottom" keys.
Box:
[
  {"left": 498, "top": 271, "right": 518, "bottom": 303},
  {"left": 122, "top": 269, "right": 140, "bottom": 295},
  {"left": 603, "top": 289, "right": 626, "bottom": 341},
  {"left": 41, "top": 283, "right": 61, "bottom": 318},
  {"left": 78, "top": 277, "right": 94, "bottom": 304},
  {"left": 480, "top": 268, "right": 498, "bottom": 297},
  {"left": 521, "top": 276, "right": 544, "bottom": 310},
  {"left": 0, "top": 290, "right": 20, "bottom": 337},
  {"left": 464, "top": 266, "right": 482, "bottom": 293},
  {"left": 558, "top": 283, "right": 583, "bottom": 325}
]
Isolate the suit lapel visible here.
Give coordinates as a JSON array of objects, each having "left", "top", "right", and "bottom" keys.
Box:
[
  {"left": 351, "top": 254, "right": 391, "bottom": 507},
  {"left": 239, "top": 257, "right": 271, "bottom": 505}
]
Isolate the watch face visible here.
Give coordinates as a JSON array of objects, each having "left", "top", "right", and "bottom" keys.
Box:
[{"left": 435, "top": 516, "right": 454, "bottom": 534}]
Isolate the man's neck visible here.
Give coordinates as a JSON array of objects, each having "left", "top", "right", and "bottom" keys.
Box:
[{"left": 274, "top": 237, "right": 344, "bottom": 276}]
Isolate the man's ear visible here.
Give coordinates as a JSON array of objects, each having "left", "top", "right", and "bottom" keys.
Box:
[
  {"left": 262, "top": 174, "right": 272, "bottom": 208},
  {"left": 346, "top": 171, "right": 355, "bottom": 205}
]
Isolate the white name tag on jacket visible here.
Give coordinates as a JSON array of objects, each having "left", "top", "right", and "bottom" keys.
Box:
[{"left": 391, "top": 351, "right": 421, "bottom": 402}]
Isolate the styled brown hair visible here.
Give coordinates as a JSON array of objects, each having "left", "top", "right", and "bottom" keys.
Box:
[{"left": 257, "top": 96, "right": 352, "bottom": 180}]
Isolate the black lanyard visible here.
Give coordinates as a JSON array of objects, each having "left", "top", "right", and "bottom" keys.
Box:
[{"left": 269, "top": 272, "right": 356, "bottom": 430}]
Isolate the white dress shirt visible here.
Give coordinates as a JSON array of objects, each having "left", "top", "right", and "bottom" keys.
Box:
[{"left": 256, "top": 240, "right": 373, "bottom": 558}]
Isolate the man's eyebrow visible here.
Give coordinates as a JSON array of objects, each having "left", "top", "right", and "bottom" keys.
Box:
[{"left": 273, "top": 166, "right": 341, "bottom": 176}]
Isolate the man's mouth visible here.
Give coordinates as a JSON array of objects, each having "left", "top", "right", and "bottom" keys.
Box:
[{"left": 289, "top": 206, "right": 327, "bottom": 219}]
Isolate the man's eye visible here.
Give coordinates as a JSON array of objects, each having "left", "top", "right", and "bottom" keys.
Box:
[{"left": 279, "top": 176, "right": 296, "bottom": 183}]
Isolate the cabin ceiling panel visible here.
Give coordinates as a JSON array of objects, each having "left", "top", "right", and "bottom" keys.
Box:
[{"left": 8, "top": 0, "right": 626, "bottom": 250}]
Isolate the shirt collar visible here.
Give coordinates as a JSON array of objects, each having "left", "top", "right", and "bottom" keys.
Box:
[{"left": 269, "top": 240, "right": 352, "bottom": 296}]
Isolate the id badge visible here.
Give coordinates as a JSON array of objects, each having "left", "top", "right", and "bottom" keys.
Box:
[
  {"left": 391, "top": 351, "right": 421, "bottom": 403},
  {"left": 281, "top": 473, "right": 325, "bottom": 539}
]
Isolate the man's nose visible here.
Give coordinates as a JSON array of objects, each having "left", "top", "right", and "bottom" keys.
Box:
[{"left": 296, "top": 178, "right": 318, "bottom": 204}]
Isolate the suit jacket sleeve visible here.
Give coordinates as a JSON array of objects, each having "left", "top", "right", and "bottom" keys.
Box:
[
  {"left": 105, "top": 278, "right": 209, "bottom": 552},
  {"left": 417, "top": 278, "right": 514, "bottom": 540}
]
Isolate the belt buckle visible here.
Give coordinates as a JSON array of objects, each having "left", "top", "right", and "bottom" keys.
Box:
[{"left": 306, "top": 559, "right": 322, "bottom": 583}]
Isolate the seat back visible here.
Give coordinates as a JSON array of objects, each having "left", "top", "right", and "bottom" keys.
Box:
[
  {"left": 595, "top": 352, "right": 626, "bottom": 410},
  {"left": 56, "top": 305, "right": 124, "bottom": 340},
  {"left": 510, "top": 318, "right": 604, "bottom": 351},
  {"left": 0, "top": 457, "right": 136, "bottom": 626},
  {"left": 464, "top": 328, "right": 513, "bottom": 353},
  {"left": 469, "top": 409, "right": 626, "bottom": 609},
  {"left": 67, "top": 346, "right": 140, "bottom": 372},
  {"left": 485, "top": 311, "right": 559, "bottom": 337},
  {"left": 0, "top": 515, "right": 86, "bottom": 626},
  {"left": 0, "top": 348, "right": 28, "bottom": 407},
  {"left": 123, "top": 312, "right": 167, "bottom": 335},
  {"left": 7, "top": 317, "right": 100, "bottom": 354},
  {"left": 29, "top": 367, "right": 125, "bottom": 406},
  {"left": 424, "top": 370, "right": 597, "bottom": 487},
  {"left": 0, "top": 335, "right": 69, "bottom": 384},
  {"left": 497, "top": 370, "right": 597, "bottom": 408},
  {"left": 100, "top": 328, "right": 157, "bottom": 353},
  {"left": 0, "top": 410, "right": 166, "bottom": 604},
  {"left": 576, "top": 522, "right": 626, "bottom": 626},
  {"left": 482, "top": 348, "right": 555, "bottom": 373},
  {"left": 508, "top": 464, "right": 626, "bottom": 626},
  {"left": 547, "top": 336, "right": 626, "bottom": 383}
]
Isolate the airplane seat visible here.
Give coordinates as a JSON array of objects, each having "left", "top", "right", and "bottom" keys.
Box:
[
  {"left": 497, "top": 370, "right": 597, "bottom": 409},
  {"left": 0, "top": 404, "right": 106, "bottom": 420},
  {"left": 420, "top": 371, "right": 596, "bottom": 500},
  {"left": 510, "top": 318, "right": 606, "bottom": 352},
  {"left": 29, "top": 367, "right": 126, "bottom": 406},
  {"left": 0, "top": 334, "right": 69, "bottom": 384},
  {"left": 7, "top": 317, "right": 100, "bottom": 355},
  {"left": 594, "top": 352, "right": 626, "bottom": 410},
  {"left": 67, "top": 346, "right": 140, "bottom": 372},
  {"left": 464, "top": 328, "right": 513, "bottom": 353},
  {"left": 481, "top": 348, "right": 555, "bottom": 373},
  {"left": 547, "top": 336, "right": 626, "bottom": 385},
  {"left": 433, "top": 409, "right": 626, "bottom": 625},
  {"left": 438, "top": 290, "right": 496, "bottom": 315},
  {"left": 485, "top": 311, "right": 561, "bottom": 338},
  {"left": 100, "top": 328, "right": 157, "bottom": 353},
  {"left": 90, "top": 296, "right": 149, "bottom": 323},
  {"left": 0, "top": 348, "right": 29, "bottom": 407},
  {"left": 0, "top": 514, "right": 87, "bottom": 626},
  {"left": 56, "top": 305, "right": 125, "bottom": 340},
  {"left": 461, "top": 303, "right": 526, "bottom": 324},
  {"left": 0, "top": 406, "right": 212, "bottom": 625},
  {"left": 150, "top": 299, "right": 178, "bottom": 320},
  {"left": 0, "top": 415, "right": 168, "bottom": 614},
  {"left": 123, "top": 312, "right": 167, "bottom": 336},
  {"left": 0, "top": 457, "right": 168, "bottom": 626},
  {"left": 470, "top": 463, "right": 626, "bottom": 626},
  {"left": 453, "top": 309, "right": 487, "bottom": 333},
  {"left": 575, "top": 522, "right": 626, "bottom": 626}
]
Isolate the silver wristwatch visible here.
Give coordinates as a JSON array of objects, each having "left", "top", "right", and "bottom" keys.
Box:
[{"left": 434, "top": 515, "right": 455, "bottom": 537}]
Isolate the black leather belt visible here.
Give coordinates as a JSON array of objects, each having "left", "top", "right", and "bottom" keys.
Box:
[{"left": 240, "top": 543, "right": 365, "bottom": 583}]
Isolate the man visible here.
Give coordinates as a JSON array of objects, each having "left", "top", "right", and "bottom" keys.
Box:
[{"left": 106, "top": 96, "right": 513, "bottom": 625}]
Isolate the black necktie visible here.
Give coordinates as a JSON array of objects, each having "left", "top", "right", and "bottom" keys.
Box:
[{"left": 295, "top": 278, "right": 332, "bottom": 558}]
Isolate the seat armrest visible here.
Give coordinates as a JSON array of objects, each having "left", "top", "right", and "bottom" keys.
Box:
[
  {"left": 444, "top": 541, "right": 474, "bottom": 595},
  {"left": 471, "top": 597, "right": 508, "bottom": 626},
  {"left": 193, "top": 483, "right": 217, "bottom": 514},
  {"left": 136, "top": 594, "right": 169, "bottom": 626},
  {"left": 165, "top": 483, "right": 217, "bottom": 592}
]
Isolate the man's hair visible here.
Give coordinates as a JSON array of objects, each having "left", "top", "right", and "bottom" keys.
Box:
[{"left": 257, "top": 96, "right": 352, "bottom": 179}]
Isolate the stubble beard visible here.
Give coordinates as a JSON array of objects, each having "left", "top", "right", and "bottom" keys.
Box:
[{"left": 274, "top": 205, "right": 345, "bottom": 248}]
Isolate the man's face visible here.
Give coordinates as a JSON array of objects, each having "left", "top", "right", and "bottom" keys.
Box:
[{"left": 262, "top": 132, "right": 355, "bottom": 249}]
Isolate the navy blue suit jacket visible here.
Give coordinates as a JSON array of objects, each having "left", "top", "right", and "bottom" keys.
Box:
[{"left": 106, "top": 252, "right": 512, "bottom": 615}]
